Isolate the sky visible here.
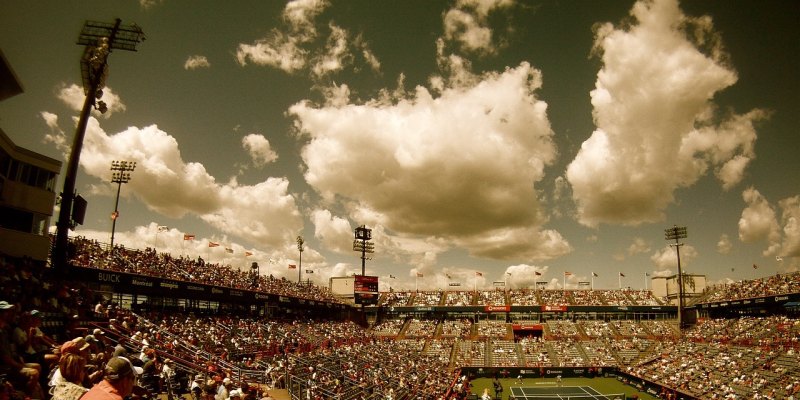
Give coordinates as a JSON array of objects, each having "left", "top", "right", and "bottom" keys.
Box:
[{"left": 1, "top": 0, "right": 798, "bottom": 292}]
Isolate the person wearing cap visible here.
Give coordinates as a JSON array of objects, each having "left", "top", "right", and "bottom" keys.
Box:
[
  {"left": 216, "top": 377, "right": 232, "bottom": 400},
  {"left": 82, "top": 356, "right": 142, "bottom": 400},
  {"left": 0, "top": 300, "right": 43, "bottom": 399},
  {"left": 191, "top": 374, "right": 205, "bottom": 400}
]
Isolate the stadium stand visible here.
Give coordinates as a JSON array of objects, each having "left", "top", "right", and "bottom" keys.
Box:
[{"left": 1, "top": 240, "right": 799, "bottom": 400}]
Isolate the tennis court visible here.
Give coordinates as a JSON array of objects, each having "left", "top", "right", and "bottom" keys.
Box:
[{"left": 509, "top": 385, "right": 625, "bottom": 400}]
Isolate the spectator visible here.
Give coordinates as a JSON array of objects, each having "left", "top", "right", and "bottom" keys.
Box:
[
  {"left": 50, "top": 352, "right": 89, "bottom": 400},
  {"left": 82, "top": 356, "right": 142, "bottom": 400},
  {"left": 0, "top": 300, "right": 43, "bottom": 399}
]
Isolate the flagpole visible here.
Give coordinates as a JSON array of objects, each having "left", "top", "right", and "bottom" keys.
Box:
[
  {"left": 533, "top": 273, "right": 538, "bottom": 290},
  {"left": 591, "top": 273, "right": 594, "bottom": 290},
  {"left": 644, "top": 273, "right": 648, "bottom": 290},
  {"left": 563, "top": 273, "right": 566, "bottom": 289},
  {"left": 618, "top": 273, "right": 622, "bottom": 290}
]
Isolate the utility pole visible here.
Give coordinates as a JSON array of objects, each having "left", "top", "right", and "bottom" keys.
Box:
[
  {"left": 52, "top": 19, "right": 144, "bottom": 273},
  {"left": 665, "top": 225, "right": 687, "bottom": 330}
]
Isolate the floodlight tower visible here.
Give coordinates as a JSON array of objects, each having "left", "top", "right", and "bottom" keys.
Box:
[
  {"left": 296, "top": 236, "right": 304, "bottom": 283},
  {"left": 53, "top": 19, "right": 144, "bottom": 273},
  {"left": 353, "top": 225, "right": 374, "bottom": 275},
  {"left": 109, "top": 160, "right": 136, "bottom": 253},
  {"left": 665, "top": 225, "right": 688, "bottom": 330}
]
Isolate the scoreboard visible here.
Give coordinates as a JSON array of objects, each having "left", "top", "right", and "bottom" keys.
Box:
[{"left": 354, "top": 275, "right": 379, "bottom": 305}]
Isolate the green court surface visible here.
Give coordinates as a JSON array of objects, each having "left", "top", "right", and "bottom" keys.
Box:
[{"left": 470, "top": 377, "right": 658, "bottom": 400}]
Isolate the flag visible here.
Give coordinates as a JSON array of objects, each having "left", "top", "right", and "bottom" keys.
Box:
[
  {"left": 534, "top": 271, "right": 542, "bottom": 276},
  {"left": 158, "top": 225, "right": 169, "bottom": 232},
  {"left": 564, "top": 272, "right": 572, "bottom": 276},
  {"left": 753, "top": 264, "right": 758, "bottom": 269},
  {"left": 416, "top": 272, "right": 423, "bottom": 278},
  {"left": 619, "top": 272, "right": 625, "bottom": 277},
  {"left": 645, "top": 272, "right": 650, "bottom": 277},
  {"left": 306, "top": 269, "right": 313, "bottom": 274},
  {"left": 446, "top": 274, "right": 452, "bottom": 279},
  {"left": 475, "top": 271, "right": 483, "bottom": 277},
  {"left": 208, "top": 242, "right": 219, "bottom": 248},
  {"left": 225, "top": 247, "right": 233, "bottom": 254},
  {"left": 389, "top": 275, "right": 396, "bottom": 279},
  {"left": 288, "top": 264, "right": 297, "bottom": 269},
  {"left": 592, "top": 272, "right": 598, "bottom": 277},
  {"left": 184, "top": 234, "right": 195, "bottom": 241},
  {"left": 506, "top": 272, "right": 511, "bottom": 276},
  {"left": 245, "top": 251, "right": 253, "bottom": 257}
]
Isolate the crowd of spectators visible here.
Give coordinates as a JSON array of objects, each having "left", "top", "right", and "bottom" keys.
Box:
[
  {"left": 70, "top": 237, "right": 340, "bottom": 303},
  {"left": 3, "top": 238, "right": 800, "bottom": 400},
  {"left": 701, "top": 271, "right": 800, "bottom": 303}
]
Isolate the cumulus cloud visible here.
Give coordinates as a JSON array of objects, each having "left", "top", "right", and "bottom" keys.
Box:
[
  {"left": 716, "top": 233, "right": 732, "bottom": 254},
  {"left": 738, "top": 189, "right": 800, "bottom": 265},
  {"left": 738, "top": 187, "right": 780, "bottom": 248},
  {"left": 291, "top": 61, "right": 570, "bottom": 261},
  {"left": 651, "top": 244, "right": 698, "bottom": 271},
  {"left": 184, "top": 55, "right": 210, "bottom": 70},
  {"left": 241, "top": 134, "right": 278, "bottom": 166},
  {"left": 311, "top": 23, "right": 351, "bottom": 78},
  {"left": 236, "top": 0, "right": 379, "bottom": 79},
  {"left": 442, "top": 0, "right": 514, "bottom": 54},
  {"left": 310, "top": 209, "right": 354, "bottom": 254},
  {"left": 58, "top": 84, "right": 126, "bottom": 118},
  {"left": 40, "top": 112, "right": 69, "bottom": 154},
  {"left": 778, "top": 196, "right": 800, "bottom": 259},
  {"left": 627, "top": 237, "right": 650, "bottom": 256},
  {"left": 566, "top": 0, "right": 766, "bottom": 227},
  {"left": 505, "top": 264, "right": 546, "bottom": 289},
  {"left": 74, "top": 117, "right": 302, "bottom": 248}
]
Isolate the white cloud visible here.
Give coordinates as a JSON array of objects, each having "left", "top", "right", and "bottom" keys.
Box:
[
  {"left": 738, "top": 187, "right": 780, "bottom": 247},
  {"left": 58, "top": 84, "right": 125, "bottom": 118},
  {"left": 716, "top": 233, "right": 732, "bottom": 254},
  {"left": 311, "top": 23, "right": 351, "bottom": 78},
  {"left": 651, "top": 244, "right": 698, "bottom": 271},
  {"left": 778, "top": 196, "right": 800, "bottom": 259},
  {"left": 75, "top": 117, "right": 302, "bottom": 248},
  {"left": 442, "top": 0, "right": 514, "bottom": 54},
  {"left": 566, "top": 0, "right": 766, "bottom": 227},
  {"left": 310, "top": 209, "right": 353, "bottom": 254},
  {"left": 627, "top": 237, "right": 650, "bottom": 256},
  {"left": 505, "top": 264, "right": 546, "bottom": 289},
  {"left": 139, "top": 0, "right": 163, "bottom": 10},
  {"left": 236, "top": 0, "right": 379, "bottom": 80},
  {"left": 291, "top": 61, "right": 569, "bottom": 260},
  {"left": 184, "top": 55, "right": 210, "bottom": 70},
  {"left": 40, "top": 111, "right": 68, "bottom": 154},
  {"left": 241, "top": 134, "right": 278, "bottom": 166},
  {"left": 236, "top": 32, "right": 309, "bottom": 73}
]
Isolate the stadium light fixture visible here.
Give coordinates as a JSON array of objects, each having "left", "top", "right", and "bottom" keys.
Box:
[
  {"left": 296, "top": 236, "right": 304, "bottom": 284},
  {"left": 53, "top": 19, "right": 145, "bottom": 273},
  {"left": 353, "top": 225, "right": 374, "bottom": 276},
  {"left": 109, "top": 160, "right": 136, "bottom": 254},
  {"left": 665, "top": 225, "right": 687, "bottom": 330}
]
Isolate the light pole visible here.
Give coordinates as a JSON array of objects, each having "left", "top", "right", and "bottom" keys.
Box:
[
  {"left": 296, "top": 236, "right": 304, "bottom": 283},
  {"left": 665, "top": 225, "right": 687, "bottom": 330},
  {"left": 251, "top": 262, "right": 259, "bottom": 289},
  {"left": 109, "top": 160, "right": 135, "bottom": 253},
  {"left": 353, "top": 225, "right": 374, "bottom": 276},
  {"left": 52, "top": 19, "right": 144, "bottom": 273}
]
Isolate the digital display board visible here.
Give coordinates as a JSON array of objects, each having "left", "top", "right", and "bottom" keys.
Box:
[{"left": 354, "top": 275, "right": 378, "bottom": 305}]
